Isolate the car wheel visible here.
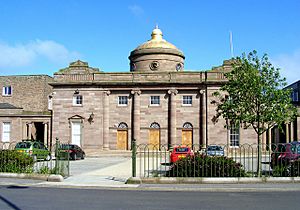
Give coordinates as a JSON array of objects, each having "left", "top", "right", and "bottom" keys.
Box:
[
  {"left": 33, "top": 155, "right": 37, "bottom": 162},
  {"left": 286, "top": 165, "right": 292, "bottom": 177},
  {"left": 81, "top": 153, "right": 85, "bottom": 160},
  {"left": 72, "top": 153, "right": 77, "bottom": 160},
  {"left": 45, "top": 154, "right": 51, "bottom": 161}
]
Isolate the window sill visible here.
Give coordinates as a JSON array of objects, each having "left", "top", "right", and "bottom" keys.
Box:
[
  {"left": 229, "top": 146, "right": 240, "bottom": 148},
  {"left": 118, "top": 104, "right": 128, "bottom": 107},
  {"left": 149, "top": 104, "right": 160, "bottom": 107}
]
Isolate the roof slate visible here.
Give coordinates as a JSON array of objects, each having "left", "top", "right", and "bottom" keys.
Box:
[{"left": 0, "top": 103, "right": 22, "bottom": 109}]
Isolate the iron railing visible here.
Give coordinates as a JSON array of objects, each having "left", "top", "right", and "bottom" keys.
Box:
[
  {"left": 132, "top": 142, "right": 300, "bottom": 178},
  {"left": 0, "top": 138, "right": 69, "bottom": 177}
]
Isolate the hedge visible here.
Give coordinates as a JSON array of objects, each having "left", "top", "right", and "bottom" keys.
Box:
[
  {"left": 166, "top": 153, "right": 246, "bottom": 177},
  {"left": 0, "top": 150, "right": 34, "bottom": 173}
]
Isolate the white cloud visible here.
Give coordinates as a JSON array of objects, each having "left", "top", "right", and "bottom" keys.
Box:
[
  {"left": 0, "top": 40, "right": 80, "bottom": 68},
  {"left": 271, "top": 49, "right": 300, "bottom": 85},
  {"left": 128, "top": 5, "right": 144, "bottom": 16},
  {"left": 0, "top": 42, "right": 36, "bottom": 67}
]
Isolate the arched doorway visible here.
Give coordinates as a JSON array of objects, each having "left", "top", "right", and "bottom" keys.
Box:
[
  {"left": 182, "top": 122, "right": 193, "bottom": 146},
  {"left": 149, "top": 122, "right": 160, "bottom": 150},
  {"left": 117, "top": 122, "right": 128, "bottom": 150}
]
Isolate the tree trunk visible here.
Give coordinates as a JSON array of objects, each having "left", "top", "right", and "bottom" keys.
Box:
[{"left": 257, "top": 133, "right": 262, "bottom": 177}]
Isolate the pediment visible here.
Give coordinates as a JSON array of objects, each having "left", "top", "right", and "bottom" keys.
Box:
[
  {"left": 55, "top": 60, "right": 101, "bottom": 75},
  {"left": 68, "top": 114, "right": 85, "bottom": 120}
]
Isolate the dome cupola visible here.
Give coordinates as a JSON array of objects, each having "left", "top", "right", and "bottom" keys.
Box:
[{"left": 129, "top": 26, "right": 185, "bottom": 72}]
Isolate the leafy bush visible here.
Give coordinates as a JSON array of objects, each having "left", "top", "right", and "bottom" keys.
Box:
[
  {"left": 272, "top": 160, "right": 300, "bottom": 177},
  {"left": 0, "top": 150, "right": 34, "bottom": 173},
  {"left": 272, "top": 165, "right": 290, "bottom": 177},
  {"left": 38, "top": 166, "right": 51, "bottom": 174},
  {"left": 291, "top": 160, "right": 300, "bottom": 177},
  {"left": 166, "top": 153, "right": 246, "bottom": 177}
]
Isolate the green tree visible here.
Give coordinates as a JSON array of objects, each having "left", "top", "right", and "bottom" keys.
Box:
[{"left": 211, "top": 50, "right": 297, "bottom": 176}]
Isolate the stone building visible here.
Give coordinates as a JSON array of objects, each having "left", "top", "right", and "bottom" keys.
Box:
[
  {"left": 279, "top": 80, "right": 300, "bottom": 142},
  {"left": 0, "top": 75, "right": 53, "bottom": 148},
  {"left": 1, "top": 27, "right": 299, "bottom": 154},
  {"left": 49, "top": 27, "right": 261, "bottom": 154}
]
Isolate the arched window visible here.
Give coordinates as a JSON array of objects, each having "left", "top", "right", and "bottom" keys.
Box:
[
  {"left": 150, "top": 122, "right": 160, "bottom": 129},
  {"left": 118, "top": 122, "right": 128, "bottom": 129},
  {"left": 183, "top": 122, "right": 193, "bottom": 129}
]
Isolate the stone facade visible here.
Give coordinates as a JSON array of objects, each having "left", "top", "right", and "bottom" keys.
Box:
[
  {"left": 283, "top": 80, "right": 300, "bottom": 141},
  {"left": 1, "top": 27, "right": 298, "bottom": 155},
  {"left": 0, "top": 75, "right": 53, "bottom": 147},
  {"left": 49, "top": 27, "right": 261, "bottom": 155},
  {"left": 0, "top": 75, "right": 53, "bottom": 112}
]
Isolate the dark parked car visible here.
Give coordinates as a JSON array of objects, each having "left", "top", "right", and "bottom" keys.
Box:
[
  {"left": 271, "top": 141, "right": 300, "bottom": 169},
  {"left": 206, "top": 145, "right": 224, "bottom": 156},
  {"left": 59, "top": 144, "right": 85, "bottom": 160},
  {"left": 15, "top": 140, "right": 51, "bottom": 161}
]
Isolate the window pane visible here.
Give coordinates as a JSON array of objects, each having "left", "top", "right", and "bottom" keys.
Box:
[
  {"left": 183, "top": 96, "right": 192, "bottom": 105},
  {"left": 150, "top": 96, "right": 160, "bottom": 105},
  {"left": 73, "top": 95, "right": 83, "bottom": 105},
  {"left": 118, "top": 96, "right": 128, "bottom": 105},
  {"left": 2, "top": 86, "right": 12, "bottom": 96},
  {"left": 2, "top": 122, "right": 11, "bottom": 142},
  {"left": 230, "top": 123, "right": 240, "bottom": 147}
]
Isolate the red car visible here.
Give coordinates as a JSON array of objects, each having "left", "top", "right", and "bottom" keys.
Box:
[
  {"left": 271, "top": 142, "right": 300, "bottom": 168},
  {"left": 170, "top": 146, "right": 193, "bottom": 163}
]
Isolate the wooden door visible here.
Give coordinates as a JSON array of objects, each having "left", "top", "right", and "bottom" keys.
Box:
[
  {"left": 149, "top": 129, "right": 160, "bottom": 150},
  {"left": 117, "top": 130, "right": 128, "bottom": 150},
  {"left": 182, "top": 130, "right": 192, "bottom": 146}
]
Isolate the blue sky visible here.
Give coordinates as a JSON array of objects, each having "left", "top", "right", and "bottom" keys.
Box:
[{"left": 0, "top": 0, "right": 299, "bottom": 84}]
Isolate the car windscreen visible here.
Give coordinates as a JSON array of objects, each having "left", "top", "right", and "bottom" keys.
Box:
[
  {"left": 60, "top": 144, "right": 75, "bottom": 149},
  {"left": 208, "top": 146, "right": 222, "bottom": 151},
  {"left": 291, "top": 144, "right": 300, "bottom": 154},
  {"left": 175, "top": 148, "right": 189, "bottom": 153},
  {"left": 15, "top": 142, "right": 31, "bottom": 149},
  {"left": 276, "top": 144, "right": 286, "bottom": 153}
]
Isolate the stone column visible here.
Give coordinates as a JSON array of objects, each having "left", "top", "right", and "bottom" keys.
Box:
[
  {"left": 22, "top": 122, "right": 27, "bottom": 139},
  {"left": 285, "top": 123, "right": 290, "bottom": 143},
  {"left": 27, "top": 123, "right": 32, "bottom": 139},
  {"left": 200, "top": 90, "right": 207, "bottom": 148},
  {"left": 268, "top": 128, "right": 272, "bottom": 146},
  {"left": 103, "top": 90, "right": 111, "bottom": 150},
  {"left": 297, "top": 117, "right": 300, "bottom": 141},
  {"left": 43, "top": 123, "right": 48, "bottom": 146},
  {"left": 168, "top": 89, "right": 178, "bottom": 146},
  {"left": 291, "top": 121, "right": 294, "bottom": 141},
  {"left": 131, "top": 89, "right": 141, "bottom": 144}
]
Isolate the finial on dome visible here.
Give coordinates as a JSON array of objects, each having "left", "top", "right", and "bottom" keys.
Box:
[{"left": 151, "top": 25, "right": 163, "bottom": 40}]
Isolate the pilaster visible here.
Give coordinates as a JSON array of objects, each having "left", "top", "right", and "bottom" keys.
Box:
[
  {"left": 131, "top": 89, "right": 141, "bottom": 143},
  {"left": 103, "top": 90, "right": 111, "bottom": 150},
  {"left": 168, "top": 88, "right": 178, "bottom": 145},
  {"left": 200, "top": 89, "right": 207, "bottom": 148}
]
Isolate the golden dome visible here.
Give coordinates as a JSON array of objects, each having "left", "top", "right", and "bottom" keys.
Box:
[{"left": 135, "top": 26, "right": 180, "bottom": 51}]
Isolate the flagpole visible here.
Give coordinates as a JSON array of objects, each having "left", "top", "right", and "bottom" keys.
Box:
[{"left": 229, "top": 31, "right": 234, "bottom": 58}]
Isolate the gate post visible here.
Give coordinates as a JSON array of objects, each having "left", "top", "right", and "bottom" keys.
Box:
[
  {"left": 132, "top": 139, "right": 137, "bottom": 177},
  {"left": 55, "top": 137, "right": 60, "bottom": 174}
]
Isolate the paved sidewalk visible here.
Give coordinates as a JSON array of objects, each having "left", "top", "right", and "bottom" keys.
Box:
[
  {"left": 46, "top": 157, "right": 137, "bottom": 188},
  {"left": 2, "top": 156, "right": 300, "bottom": 192}
]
